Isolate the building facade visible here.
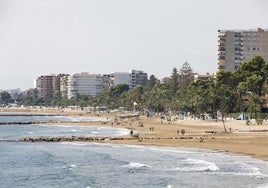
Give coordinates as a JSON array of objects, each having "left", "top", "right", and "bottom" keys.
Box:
[
  {"left": 35, "top": 74, "right": 69, "bottom": 98},
  {"left": 67, "top": 72, "right": 103, "bottom": 98},
  {"left": 35, "top": 75, "right": 55, "bottom": 98},
  {"left": 130, "top": 70, "right": 148, "bottom": 89},
  {"left": 110, "top": 72, "right": 132, "bottom": 87},
  {"left": 110, "top": 70, "right": 148, "bottom": 89},
  {"left": 218, "top": 28, "right": 268, "bottom": 71}
]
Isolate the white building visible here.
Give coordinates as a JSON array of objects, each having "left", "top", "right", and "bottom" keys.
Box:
[
  {"left": 110, "top": 72, "right": 132, "bottom": 86},
  {"left": 110, "top": 70, "right": 148, "bottom": 89},
  {"left": 67, "top": 72, "right": 103, "bottom": 98}
]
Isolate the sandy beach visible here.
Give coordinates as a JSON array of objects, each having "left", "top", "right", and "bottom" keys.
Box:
[
  {"left": 2, "top": 107, "right": 268, "bottom": 161},
  {"left": 99, "top": 115, "right": 268, "bottom": 161}
]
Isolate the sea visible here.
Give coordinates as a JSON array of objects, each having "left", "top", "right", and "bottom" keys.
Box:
[{"left": 1, "top": 115, "right": 268, "bottom": 188}]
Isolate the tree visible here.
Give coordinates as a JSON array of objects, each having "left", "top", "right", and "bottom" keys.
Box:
[
  {"left": 124, "top": 86, "right": 145, "bottom": 111},
  {"left": 216, "top": 85, "right": 237, "bottom": 132},
  {"left": 238, "top": 56, "right": 268, "bottom": 95},
  {"left": 186, "top": 80, "right": 211, "bottom": 118},
  {"left": 168, "top": 68, "right": 179, "bottom": 97},
  {"left": 108, "top": 84, "right": 130, "bottom": 108},
  {"left": 245, "top": 92, "right": 263, "bottom": 119},
  {"left": 145, "top": 83, "right": 169, "bottom": 112},
  {"left": 180, "top": 61, "right": 193, "bottom": 74},
  {"left": 179, "top": 61, "right": 193, "bottom": 88},
  {"left": 0, "top": 91, "right": 11, "bottom": 105},
  {"left": 146, "top": 75, "right": 158, "bottom": 90}
]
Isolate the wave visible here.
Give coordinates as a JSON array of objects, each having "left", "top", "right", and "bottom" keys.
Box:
[
  {"left": 147, "top": 147, "right": 196, "bottom": 154},
  {"left": 172, "top": 158, "right": 219, "bottom": 172},
  {"left": 60, "top": 142, "right": 88, "bottom": 146},
  {"left": 64, "top": 164, "right": 77, "bottom": 171},
  {"left": 221, "top": 161, "right": 268, "bottom": 178},
  {"left": 123, "top": 162, "right": 152, "bottom": 169}
]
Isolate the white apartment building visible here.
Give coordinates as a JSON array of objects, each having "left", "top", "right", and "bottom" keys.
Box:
[
  {"left": 110, "top": 70, "right": 148, "bottom": 89},
  {"left": 218, "top": 28, "right": 268, "bottom": 71},
  {"left": 67, "top": 72, "right": 103, "bottom": 98},
  {"left": 111, "top": 72, "right": 132, "bottom": 86}
]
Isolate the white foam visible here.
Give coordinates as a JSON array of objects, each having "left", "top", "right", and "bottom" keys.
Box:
[
  {"left": 223, "top": 162, "right": 268, "bottom": 178},
  {"left": 60, "top": 142, "right": 88, "bottom": 146},
  {"left": 173, "top": 158, "right": 219, "bottom": 172},
  {"left": 64, "top": 164, "right": 77, "bottom": 170},
  {"left": 124, "top": 162, "right": 152, "bottom": 169},
  {"left": 91, "top": 131, "right": 99, "bottom": 134},
  {"left": 148, "top": 147, "right": 196, "bottom": 154}
]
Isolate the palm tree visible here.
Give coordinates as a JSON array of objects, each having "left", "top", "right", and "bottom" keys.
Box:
[{"left": 245, "top": 92, "right": 263, "bottom": 119}]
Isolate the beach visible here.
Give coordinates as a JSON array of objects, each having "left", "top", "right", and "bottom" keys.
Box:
[
  {"left": 98, "top": 115, "right": 268, "bottom": 161},
  {"left": 2, "top": 107, "right": 268, "bottom": 161}
]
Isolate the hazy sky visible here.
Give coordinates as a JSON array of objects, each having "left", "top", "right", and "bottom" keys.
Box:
[{"left": 0, "top": 0, "right": 267, "bottom": 90}]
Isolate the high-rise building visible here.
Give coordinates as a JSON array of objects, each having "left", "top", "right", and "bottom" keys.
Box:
[
  {"left": 130, "top": 70, "right": 148, "bottom": 89},
  {"left": 35, "top": 75, "right": 55, "bottom": 98},
  {"left": 58, "top": 74, "right": 69, "bottom": 98},
  {"left": 67, "top": 72, "right": 103, "bottom": 98},
  {"left": 110, "top": 72, "right": 132, "bottom": 87},
  {"left": 109, "top": 70, "right": 148, "bottom": 89},
  {"left": 218, "top": 28, "right": 268, "bottom": 71},
  {"left": 35, "top": 74, "right": 69, "bottom": 98}
]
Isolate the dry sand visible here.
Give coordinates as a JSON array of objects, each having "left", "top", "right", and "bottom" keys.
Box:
[
  {"left": 98, "top": 116, "right": 268, "bottom": 161},
  {"left": 2, "top": 107, "right": 268, "bottom": 161}
]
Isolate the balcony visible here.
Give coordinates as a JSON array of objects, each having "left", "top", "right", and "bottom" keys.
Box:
[
  {"left": 218, "top": 38, "right": 226, "bottom": 42},
  {"left": 218, "top": 56, "right": 225, "bottom": 60},
  {"left": 235, "top": 47, "right": 242, "bottom": 51},
  {"left": 218, "top": 52, "right": 226, "bottom": 56},
  {"left": 218, "top": 65, "right": 226, "bottom": 70},
  {"left": 218, "top": 43, "right": 225, "bottom": 47},
  {"left": 218, "top": 47, "right": 226, "bottom": 51}
]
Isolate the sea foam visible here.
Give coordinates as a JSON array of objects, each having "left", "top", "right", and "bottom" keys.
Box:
[
  {"left": 124, "top": 162, "right": 152, "bottom": 169},
  {"left": 173, "top": 158, "right": 219, "bottom": 172}
]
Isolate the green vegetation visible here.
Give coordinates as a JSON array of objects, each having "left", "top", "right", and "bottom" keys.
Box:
[{"left": 3, "top": 56, "right": 268, "bottom": 124}]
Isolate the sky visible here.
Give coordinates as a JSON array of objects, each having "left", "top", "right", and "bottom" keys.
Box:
[{"left": 0, "top": 0, "right": 267, "bottom": 90}]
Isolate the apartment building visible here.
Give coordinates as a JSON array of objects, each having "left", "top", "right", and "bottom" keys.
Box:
[
  {"left": 110, "top": 72, "right": 132, "bottom": 87},
  {"left": 218, "top": 28, "right": 268, "bottom": 71},
  {"left": 35, "top": 74, "right": 69, "bottom": 98},
  {"left": 110, "top": 70, "right": 148, "bottom": 89},
  {"left": 130, "top": 70, "right": 148, "bottom": 89},
  {"left": 67, "top": 72, "right": 103, "bottom": 98},
  {"left": 59, "top": 74, "right": 69, "bottom": 98},
  {"left": 35, "top": 75, "right": 55, "bottom": 98}
]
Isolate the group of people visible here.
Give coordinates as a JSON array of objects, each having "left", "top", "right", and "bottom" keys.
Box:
[{"left": 177, "top": 129, "right": 185, "bottom": 135}]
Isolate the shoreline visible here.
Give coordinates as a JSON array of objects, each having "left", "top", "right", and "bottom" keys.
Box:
[
  {"left": 99, "top": 116, "right": 268, "bottom": 161},
  {"left": 2, "top": 107, "right": 268, "bottom": 161}
]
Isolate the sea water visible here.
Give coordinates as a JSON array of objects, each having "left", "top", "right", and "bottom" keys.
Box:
[{"left": 1, "top": 116, "right": 268, "bottom": 187}]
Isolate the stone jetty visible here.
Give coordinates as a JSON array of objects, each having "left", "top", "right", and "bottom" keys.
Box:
[
  {"left": 19, "top": 136, "right": 137, "bottom": 142},
  {"left": 18, "top": 135, "right": 195, "bottom": 143}
]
